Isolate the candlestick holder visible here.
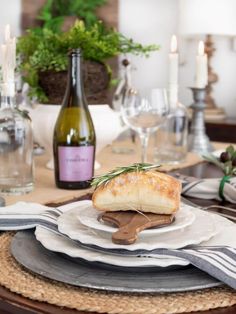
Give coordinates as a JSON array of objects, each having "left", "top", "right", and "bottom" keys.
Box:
[{"left": 188, "top": 87, "right": 213, "bottom": 154}]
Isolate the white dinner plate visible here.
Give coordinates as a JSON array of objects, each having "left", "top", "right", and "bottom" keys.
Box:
[
  {"left": 76, "top": 203, "right": 195, "bottom": 235},
  {"left": 35, "top": 226, "right": 189, "bottom": 268},
  {"left": 57, "top": 203, "right": 220, "bottom": 251}
]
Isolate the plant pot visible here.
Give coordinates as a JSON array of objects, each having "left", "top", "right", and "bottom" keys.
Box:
[
  {"left": 38, "top": 60, "right": 111, "bottom": 105},
  {"left": 25, "top": 104, "right": 125, "bottom": 169}
]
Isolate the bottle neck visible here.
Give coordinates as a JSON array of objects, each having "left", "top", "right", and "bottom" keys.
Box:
[
  {"left": 65, "top": 52, "right": 86, "bottom": 107},
  {"left": 0, "top": 95, "right": 16, "bottom": 109},
  {"left": 124, "top": 65, "right": 132, "bottom": 88}
]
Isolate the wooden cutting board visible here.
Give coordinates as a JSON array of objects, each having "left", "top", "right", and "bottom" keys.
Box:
[{"left": 101, "top": 211, "right": 175, "bottom": 245}]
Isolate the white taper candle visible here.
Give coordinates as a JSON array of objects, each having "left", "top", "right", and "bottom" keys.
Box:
[
  {"left": 169, "top": 35, "right": 178, "bottom": 106},
  {"left": 169, "top": 35, "right": 178, "bottom": 85},
  {"left": 195, "top": 41, "right": 208, "bottom": 88},
  {"left": 1, "top": 24, "right": 16, "bottom": 96},
  {"left": 4, "top": 24, "right": 10, "bottom": 43}
]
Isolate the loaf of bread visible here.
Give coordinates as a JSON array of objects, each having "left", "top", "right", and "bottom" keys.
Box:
[{"left": 92, "top": 170, "right": 181, "bottom": 214}]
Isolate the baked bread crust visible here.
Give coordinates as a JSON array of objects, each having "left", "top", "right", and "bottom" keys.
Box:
[{"left": 92, "top": 170, "right": 181, "bottom": 214}]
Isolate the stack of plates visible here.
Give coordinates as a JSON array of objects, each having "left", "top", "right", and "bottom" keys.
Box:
[
  {"left": 11, "top": 200, "right": 235, "bottom": 292},
  {"left": 35, "top": 200, "right": 228, "bottom": 269}
]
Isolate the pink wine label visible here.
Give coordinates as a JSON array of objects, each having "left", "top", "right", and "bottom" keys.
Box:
[{"left": 58, "top": 146, "right": 94, "bottom": 182}]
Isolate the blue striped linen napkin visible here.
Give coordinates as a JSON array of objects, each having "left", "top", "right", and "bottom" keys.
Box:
[
  {"left": 0, "top": 201, "right": 236, "bottom": 289},
  {"left": 103, "top": 245, "right": 236, "bottom": 290},
  {"left": 0, "top": 202, "right": 62, "bottom": 233}
]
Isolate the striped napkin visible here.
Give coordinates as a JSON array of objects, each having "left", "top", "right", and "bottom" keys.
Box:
[
  {"left": 105, "top": 245, "right": 236, "bottom": 290},
  {"left": 174, "top": 174, "right": 236, "bottom": 203},
  {"left": 0, "top": 201, "right": 236, "bottom": 289},
  {"left": 0, "top": 202, "right": 61, "bottom": 232}
]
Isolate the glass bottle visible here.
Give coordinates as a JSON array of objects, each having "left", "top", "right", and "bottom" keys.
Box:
[
  {"left": 111, "top": 59, "right": 136, "bottom": 154},
  {"left": 0, "top": 93, "right": 34, "bottom": 194},
  {"left": 112, "top": 59, "right": 133, "bottom": 111},
  {"left": 154, "top": 99, "right": 188, "bottom": 164},
  {"left": 53, "top": 49, "right": 96, "bottom": 189}
]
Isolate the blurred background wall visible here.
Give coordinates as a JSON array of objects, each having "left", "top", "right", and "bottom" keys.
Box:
[
  {"left": 0, "top": 0, "right": 21, "bottom": 42},
  {"left": 119, "top": 0, "right": 236, "bottom": 117},
  {"left": 2, "top": 0, "right": 236, "bottom": 116}
]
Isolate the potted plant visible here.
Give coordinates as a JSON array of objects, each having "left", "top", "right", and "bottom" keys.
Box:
[{"left": 17, "top": 20, "right": 159, "bottom": 104}]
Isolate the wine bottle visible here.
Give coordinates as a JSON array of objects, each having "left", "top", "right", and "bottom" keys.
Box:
[{"left": 53, "top": 49, "right": 96, "bottom": 189}]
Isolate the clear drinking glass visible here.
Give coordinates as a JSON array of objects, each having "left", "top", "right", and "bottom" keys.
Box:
[
  {"left": 0, "top": 196, "right": 5, "bottom": 206},
  {"left": 0, "top": 96, "right": 34, "bottom": 195},
  {"left": 154, "top": 101, "right": 188, "bottom": 164},
  {"left": 121, "top": 89, "right": 169, "bottom": 162}
]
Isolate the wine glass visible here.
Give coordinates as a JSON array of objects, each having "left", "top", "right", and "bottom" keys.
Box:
[{"left": 121, "top": 89, "right": 169, "bottom": 163}]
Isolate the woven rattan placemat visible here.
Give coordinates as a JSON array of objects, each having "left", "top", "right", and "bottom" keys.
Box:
[{"left": 0, "top": 232, "right": 236, "bottom": 314}]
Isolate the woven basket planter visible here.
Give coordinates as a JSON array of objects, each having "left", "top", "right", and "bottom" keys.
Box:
[{"left": 38, "top": 60, "right": 110, "bottom": 105}]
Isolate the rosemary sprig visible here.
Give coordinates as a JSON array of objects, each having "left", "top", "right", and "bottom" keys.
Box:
[{"left": 91, "top": 163, "right": 160, "bottom": 189}]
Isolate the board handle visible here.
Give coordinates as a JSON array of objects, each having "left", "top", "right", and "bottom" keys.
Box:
[{"left": 112, "top": 225, "right": 138, "bottom": 245}]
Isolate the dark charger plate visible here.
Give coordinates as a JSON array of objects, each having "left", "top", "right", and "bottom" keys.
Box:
[{"left": 11, "top": 230, "right": 222, "bottom": 293}]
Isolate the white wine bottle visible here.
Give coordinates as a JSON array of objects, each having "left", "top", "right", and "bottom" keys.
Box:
[{"left": 53, "top": 49, "right": 96, "bottom": 189}]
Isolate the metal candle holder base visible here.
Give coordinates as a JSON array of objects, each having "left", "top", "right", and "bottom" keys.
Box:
[{"left": 188, "top": 87, "right": 213, "bottom": 154}]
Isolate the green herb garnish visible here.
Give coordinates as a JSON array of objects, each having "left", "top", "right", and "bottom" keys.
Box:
[
  {"left": 91, "top": 163, "right": 160, "bottom": 189},
  {"left": 203, "top": 145, "right": 236, "bottom": 176}
]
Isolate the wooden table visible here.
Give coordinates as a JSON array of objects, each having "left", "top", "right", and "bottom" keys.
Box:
[
  {"left": 1, "top": 141, "right": 236, "bottom": 314},
  {"left": 0, "top": 284, "right": 235, "bottom": 314}
]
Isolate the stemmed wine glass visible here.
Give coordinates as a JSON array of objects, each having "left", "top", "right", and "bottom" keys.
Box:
[{"left": 121, "top": 89, "right": 169, "bottom": 162}]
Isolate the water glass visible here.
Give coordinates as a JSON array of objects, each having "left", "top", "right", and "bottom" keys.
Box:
[
  {"left": 154, "top": 101, "right": 188, "bottom": 164},
  {"left": 0, "top": 196, "right": 5, "bottom": 206},
  {"left": 0, "top": 96, "right": 34, "bottom": 195}
]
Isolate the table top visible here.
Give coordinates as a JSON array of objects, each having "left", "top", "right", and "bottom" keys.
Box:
[
  {"left": 1, "top": 140, "right": 235, "bottom": 314},
  {"left": 3, "top": 140, "right": 228, "bottom": 206}
]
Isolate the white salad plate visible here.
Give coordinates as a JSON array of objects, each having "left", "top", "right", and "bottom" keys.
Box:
[
  {"left": 35, "top": 226, "right": 189, "bottom": 268},
  {"left": 57, "top": 203, "right": 220, "bottom": 251},
  {"left": 76, "top": 203, "right": 195, "bottom": 235}
]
